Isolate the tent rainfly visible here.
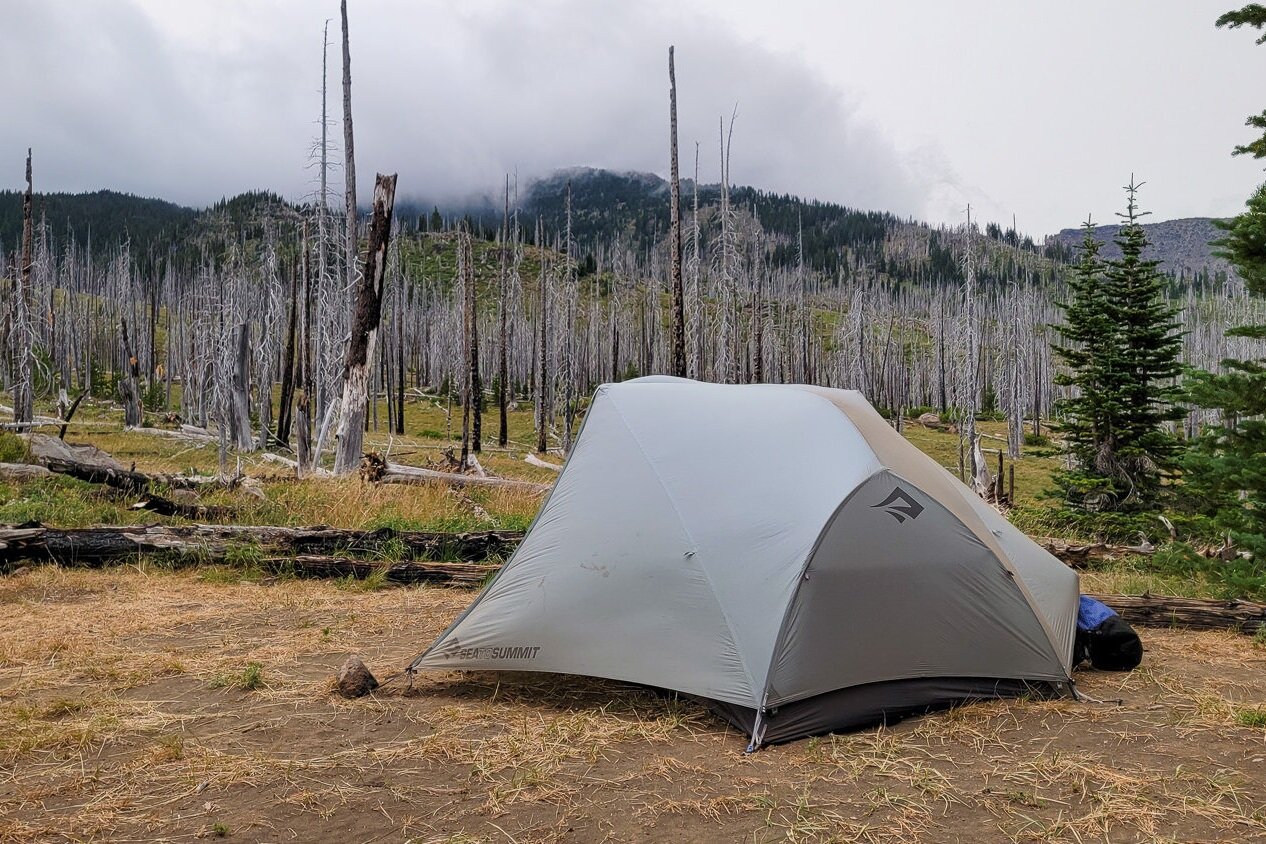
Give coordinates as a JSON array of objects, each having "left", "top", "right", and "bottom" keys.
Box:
[{"left": 409, "top": 377, "right": 1079, "bottom": 747}]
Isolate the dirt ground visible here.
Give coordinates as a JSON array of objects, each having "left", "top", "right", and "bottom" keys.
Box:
[{"left": 2, "top": 567, "right": 1265, "bottom": 843}]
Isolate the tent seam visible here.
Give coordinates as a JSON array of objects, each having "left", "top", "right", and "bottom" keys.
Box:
[{"left": 603, "top": 392, "right": 761, "bottom": 706}]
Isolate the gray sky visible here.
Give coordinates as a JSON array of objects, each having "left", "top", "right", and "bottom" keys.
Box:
[{"left": 3, "top": 0, "right": 1262, "bottom": 236}]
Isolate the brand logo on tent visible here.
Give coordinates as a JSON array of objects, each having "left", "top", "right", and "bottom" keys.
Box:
[
  {"left": 871, "top": 487, "right": 924, "bottom": 523},
  {"left": 433, "top": 639, "right": 542, "bottom": 661}
]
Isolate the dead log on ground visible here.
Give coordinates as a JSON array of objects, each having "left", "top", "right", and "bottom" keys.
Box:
[
  {"left": 360, "top": 453, "right": 550, "bottom": 494},
  {"left": 0, "top": 462, "right": 51, "bottom": 480},
  {"left": 267, "top": 555, "right": 494, "bottom": 587},
  {"left": 131, "top": 496, "right": 235, "bottom": 521},
  {"left": 524, "top": 453, "right": 563, "bottom": 473},
  {"left": 1091, "top": 593, "right": 1266, "bottom": 636},
  {"left": 42, "top": 457, "right": 150, "bottom": 494},
  {"left": 1040, "top": 538, "right": 1160, "bottom": 568},
  {"left": 0, "top": 523, "right": 523, "bottom": 569}
]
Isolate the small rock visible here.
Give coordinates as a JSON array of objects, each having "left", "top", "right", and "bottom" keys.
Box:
[
  {"left": 27, "top": 433, "right": 127, "bottom": 471},
  {"left": 336, "top": 654, "right": 379, "bottom": 698},
  {"left": 917, "top": 412, "right": 942, "bottom": 427},
  {"left": 6, "top": 566, "right": 31, "bottom": 577}
]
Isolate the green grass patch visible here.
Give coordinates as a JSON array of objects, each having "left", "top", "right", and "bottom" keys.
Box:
[
  {"left": 0, "top": 432, "right": 29, "bottom": 463},
  {"left": 210, "top": 662, "right": 265, "bottom": 692},
  {"left": 336, "top": 567, "right": 391, "bottom": 592},
  {"left": 1235, "top": 707, "right": 1266, "bottom": 728}
]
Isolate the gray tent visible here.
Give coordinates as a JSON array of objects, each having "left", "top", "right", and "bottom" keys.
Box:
[{"left": 410, "top": 377, "right": 1078, "bottom": 747}]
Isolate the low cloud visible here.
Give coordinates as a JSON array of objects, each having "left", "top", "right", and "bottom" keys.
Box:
[{"left": 2, "top": 0, "right": 925, "bottom": 220}]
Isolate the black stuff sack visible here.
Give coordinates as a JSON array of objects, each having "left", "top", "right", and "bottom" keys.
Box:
[{"left": 1074, "top": 595, "right": 1143, "bottom": 671}]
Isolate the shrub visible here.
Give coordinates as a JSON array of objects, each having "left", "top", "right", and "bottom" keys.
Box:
[{"left": 0, "top": 432, "right": 29, "bottom": 463}]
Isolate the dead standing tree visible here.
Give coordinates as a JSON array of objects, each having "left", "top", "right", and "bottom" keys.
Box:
[
  {"left": 12, "top": 149, "right": 35, "bottom": 426},
  {"left": 497, "top": 175, "right": 511, "bottom": 448},
  {"left": 668, "top": 46, "right": 686, "bottom": 378},
  {"left": 332, "top": 173, "right": 398, "bottom": 475},
  {"left": 458, "top": 227, "right": 482, "bottom": 464},
  {"left": 535, "top": 218, "right": 551, "bottom": 454},
  {"left": 341, "top": 0, "right": 357, "bottom": 308},
  {"left": 118, "top": 317, "right": 142, "bottom": 428}
]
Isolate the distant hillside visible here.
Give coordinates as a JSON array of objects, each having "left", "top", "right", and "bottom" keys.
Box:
[
  {"left": 507, "top": 167, "right": 1064, "bottom": 286},
  {"left": 0, "top": 189, "right": 197, "bottom": 258},
  {"left": 3, "top": 170, "right": 1065, "bottom": 287},
  {"left": 0, "top": 189, "right": 306, "bottom": 270},
  {"left": 515, "top": 167, "right": 904, "bottom": 275},
  {"left": 1047, "top": 217, "right": 1236, "bottom": 285}
]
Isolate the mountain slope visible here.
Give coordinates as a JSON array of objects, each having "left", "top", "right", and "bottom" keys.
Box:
[
  {"left": 0, "top": 189, "right": 197, "bottom": 257},
  {"left": 1046, "top": 217, "right": 1236, "bottom": 285}
]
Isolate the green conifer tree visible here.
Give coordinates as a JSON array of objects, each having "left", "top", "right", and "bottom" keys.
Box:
[
  {"left": 1101, "top": 180, "right": 1185, "bottom": 509},
  {"left": 1183, "top": 183, "right": 1266, "bottom": 583},
  {"left": 1051, "top": 183, "right": 1184, "bottom": 512},
  {"left": 1178, "top": 8, "right": 1266, "bottom": 590},
  {"left": 1051, "top": 220, "right": 1116, "bottom": 505}
]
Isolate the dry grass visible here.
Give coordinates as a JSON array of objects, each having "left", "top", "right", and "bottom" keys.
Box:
[
  {"left": 5, "top": 400, "right": 1059, "bottom": 534},
  {"left": 2, "top": 566, "right": 1264, "bottom": 842}
]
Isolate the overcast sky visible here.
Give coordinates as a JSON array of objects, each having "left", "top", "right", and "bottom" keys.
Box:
[{"left": 3, "top": 0, "right": 1262, "bottom": 236}]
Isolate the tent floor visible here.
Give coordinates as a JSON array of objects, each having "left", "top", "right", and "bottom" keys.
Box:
[{"left": 707, "top": 677, "right": 1071, "bottom": 746}]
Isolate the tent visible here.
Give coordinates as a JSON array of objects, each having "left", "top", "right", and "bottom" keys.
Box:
[{"left": 409, "top": 377, "right": 1078, "bottom": 747}]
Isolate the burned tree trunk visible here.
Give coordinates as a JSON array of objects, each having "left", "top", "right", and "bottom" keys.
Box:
[
  {"left": 118, "top": 317, "right": 143, "bottom": 428},
  {"left": 276, "top": 257, "right": 300, "bottom": 444},
  {"left": 296, "top": 389, "right": 312, "bottom": 477},
  {"left": 333, "top": 173, "right": 397, "bottom": 474},
  {"left": 668, "top": 46, "right": 686, "bottom": 379},
  {"left": 229, "top": 321, "right": 254, "bottom": 450},
  {"left": 395, "top": 284, "right": 405, "bottom": 435}
]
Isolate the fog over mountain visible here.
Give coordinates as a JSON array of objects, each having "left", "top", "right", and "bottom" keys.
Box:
[{"left": 3, "top": 1, "right": 1263, "bottom": 237}]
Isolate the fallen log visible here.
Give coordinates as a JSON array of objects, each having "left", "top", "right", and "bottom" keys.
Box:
[
  {"left": 42, "top": 456, "right": 150, "bottom": 494},
  {"left": 0, "top": 462, "right": 51, "bottom": 480},
  {"left": 524, "top": 453, "right": 563, "bottom": 473},
  {"left": 259, "top": 451, "right": 332, "bottom": 477},
  {"left": 131, "top": 495, "right": 235, "bottom": 521},
  {"left": 1091, "top": 593, "right": 1266, "bottom": 636},
  {"left": 1040, "top": 538, "right": 1157, "bottom": 568},
  {"left": 267, "top": 555, "right": 494, "bottom": 587},
  {"left": 125, "top": 425, "right": 217, "bottom": 443},
  {"left": 0, "top": 523, "right": 524, "bottom": 569},
  {"left": 361, "top": 453, "right": 550, "bottom": 494}
]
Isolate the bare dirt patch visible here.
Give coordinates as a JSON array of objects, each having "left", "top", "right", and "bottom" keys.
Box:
[{"left": 2, "top": 566, "right": 1264, "bottom": 843}]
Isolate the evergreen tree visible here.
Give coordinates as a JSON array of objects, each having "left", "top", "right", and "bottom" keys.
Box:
[
  {"left": 1217, "top": 5, "right": 1266, "bottom": 158},
  {"left": 1178, "top": 10, "right": 1266, "bottom": 589},
  {"left": 1101, "top": 180, "right": 1185, "bottom": 509},
  {"left": 1051, "top": 220, "right": 1115, "bottom": 504},
  {"left": 1183, "top": 183, "right": 1266, "bottom": 581},
  {"left": 1051, "top": 183, "right": 1184, "bottom": 511}
]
